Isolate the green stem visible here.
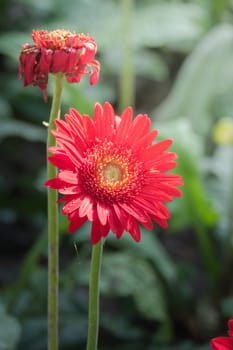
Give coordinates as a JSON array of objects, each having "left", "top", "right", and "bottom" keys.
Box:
[
  {"left": 47, "top": 72, "right": 63, "bottom": 350},
  {"left": 86, "top": 239, "right": 104, "bottom": 350},
  {"left": 119, "top": 0, "right": 134, "bottom": 110}
]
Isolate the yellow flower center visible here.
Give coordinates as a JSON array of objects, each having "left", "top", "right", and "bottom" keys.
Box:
[
  {"left": 81, "top": 142, "right": 144, "bottom": 203},
  {"left": 102, "top": 162, "right": 124, "bottom": 183}
]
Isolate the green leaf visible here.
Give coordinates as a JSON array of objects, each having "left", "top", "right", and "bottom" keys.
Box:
[
  {"left": 0, "top": 120, "right": 46, "bottom": 142},
  {"left": 101, "top": 251, "right": 168, "bottom": 321},
  {"left": 108, "top": 232, "right": 177, "bottom": 283}
]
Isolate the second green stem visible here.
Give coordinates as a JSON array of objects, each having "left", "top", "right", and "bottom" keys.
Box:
[
  {"left": 47, "top": 72, "right": 63, "bottom": 350},
  {"left": 86, "top": 239, "right": 104, "bottom": 350},
  {"left": 119, "top": 0, "right": 134, "bottom": 110}
]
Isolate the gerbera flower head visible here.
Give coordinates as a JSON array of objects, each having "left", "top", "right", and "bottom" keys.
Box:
[
  {"left": 211, "top": 320, "right": 233, "bottom": 350},
  {"left": 19, "top": 29, "right": 100, "bottom": 101},
  {"left": 45, "top": 102, "right": 183, "bottom": 244}
]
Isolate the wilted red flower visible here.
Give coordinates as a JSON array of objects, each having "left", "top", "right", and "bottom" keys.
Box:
[
  {"left": 45, "top": 102, "right": 183, "bottom": 244},
  {"left": 19, "top": 29, "right": 100, "bottom": 101},
  {"left": 211, "top": 320, "right": 233, "bottom": 350}
]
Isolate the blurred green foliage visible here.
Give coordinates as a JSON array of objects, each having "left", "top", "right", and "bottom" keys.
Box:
[{"left": 0, "top": 0, "right": 233, "bottom": 349}]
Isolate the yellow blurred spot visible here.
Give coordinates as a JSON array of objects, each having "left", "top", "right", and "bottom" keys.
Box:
[{"left": 213, "top": 117, "right": 233, "bottom": 145}]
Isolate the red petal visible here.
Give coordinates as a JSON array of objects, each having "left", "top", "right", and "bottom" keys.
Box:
[
  {"left": 34, "top": 49, "right": 52, "bottom": 78},
  {"left": 156, "top": 161, "right": 177, "bottom": 172},
  {"left": 94, "top": 103, "right": 104, "bottom": 138},
  {"left": 133, "top": 129, "right": 158, "bottom": 150},
  {"left": 66, "top": 72, "right": 82, "bottom": 83},
  {"left": 141, "top": 139, "right": 173, "bottom": 161},
  {"left": 228, "top": 320, "right": 233, "bottom": 337},
  {"left": 93, "top": 102, "right": 115, "bottom": 140},
  {"left": 113, "top": 203, "right": 128, "bottom": 227},
  {"left": 118, "top": 202, "right": 149, "bottom": 224},
  {"left": 151, "top": 174, "right": 184, "bottom": 186},
  {"left": 90, "top": 68, "right": 99, "bottom": 85},
  {"left": 153, "top": 151, "right": 177, "bottom": 163},
  {"left": 58, "top": 170, "right": 78, "bottom": 184},
  {"left": 66, "top": 109, "right": 86, "bottom": 141},
  {"left": 100, "top": 222, "right": 110, "bottom": 238},
  {"left": 58, "top": 142, "right": 83, "bottom": 167},
  {"left": 141, "top": 185, "right": 173, "bottom": 202},
  {"left": 50, "top": 50, "right": 68, "bottom": 73},
  {"left": 68, "top": 215, "right": 87, "bottom": 233},
  {"left": 52, "top": 130, "right": 73, "bottom": 144},
  {"left": 127, "top": 217, "right": 141, "bottom": 242},
  {"left": 107, "top": 208, "right": 124, "bottom": 238},
  {"left": 66, "top": 48, "right": 79, "bottom": 72},
  {"left": 23, "top": 50, "right": 40, "bottom": 86},
  {"left": 97, "top": 202, "right": 109, "bottom": 225},
  {"left": 132, "top": 197, "right": 170, "bottom": 219},
  {"left": 115, "top": 107, "right": 133, "bottom": 142},
  {"left": 45, "top": 178, "right": 66, "bottom": 189},
  {"left": 79, "top": 196, "right": 93, "bottom": 218},
  {"left": 90, "top": 219, "right": 102, "bottom": 244},
  {"left": 48, "top": 153, "right": 75, "bottom": 171},
  {"left": 149, "top": 183, "right": 182, "bottom": 198},
  {"left": 129, "top": 198, "right": 156, "bottom": 230},
  {"left": 127, "top": 114, "right": 151, "bottom": 144},
  {"left": 144, "top": 154, "right": 178, "bottom": 172},
  {"left": 102, "top": 102, "right": 115, "bottom": 139},
  {"left": 153, "top": 201, "right": 171, "bottom": 219},
  {"left": 59, "top": 186, "right": 82, "bottom": 195},
  {"left": 62, "top": 196, "right": 83, "bottom": 214},
  {"left": 83, "top": 115, "right": 96, "bottom": 141},
  {"left": 211, "top": 337, "right": 233, "bottom": 350},
  {"left": 151, "top": 214, "right": 169, "bottom": 228},
  {"left": 141, "top": 216, "right": 153, "bottom": 230},
  {"left": 115, "top": 229, "right": 124, "bottom": 239},
  {"left": 54, "top": 119, "right": 72, "bottom": 137}
]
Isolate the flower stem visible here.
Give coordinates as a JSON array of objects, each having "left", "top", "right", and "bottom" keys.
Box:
[
  {"left": 47, "top": 72, "right": 63, "bottom": 350},
  {"left": 119, "top": 0, "right": 134, "bottom": 110},
  {"left": 86, "top": 239, "right": 104, "bottom": 350}
]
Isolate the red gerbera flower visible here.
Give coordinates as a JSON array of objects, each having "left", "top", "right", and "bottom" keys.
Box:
[
  {"left": 19, "top": 29, "right": 100, "bottom": 101},
  {"left": 211, "top": 320, "right": 233, "bottom": 350},
  {"left": 45, "top": 102, "right": 183, "bottom": 244}
]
